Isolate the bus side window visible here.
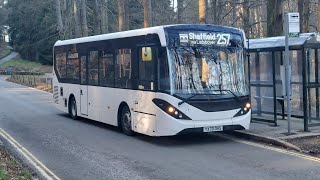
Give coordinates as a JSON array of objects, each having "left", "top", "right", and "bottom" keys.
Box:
[
  {"left": 159, "top": 48, "right": 170, "bottom": 92},
  {"left": 138, "top": 47, "right": 155, "bottom": 90},
  {"left": 115, "top": 49, "right": 132, "bottom": 88},
  {"left": 99, "top": 51, "right": 114, "bottom": 87},
  {"left": 67, "top": 48, "right": 80, "bottom": 82},
  {"left": 55, "top": 52, "right": 67, "bottom": 79},
  {"left": 88, "top": 51, "right": 99, "bottom": 86},
  {"left": 80, "top": 56, "right": 87, "bottom": 84}
]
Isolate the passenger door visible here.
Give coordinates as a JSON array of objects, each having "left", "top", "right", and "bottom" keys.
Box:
[
  {"left": 80, "top": 55, "right": 88, "bottom": 115},
  {"left": 133, "top": 47, "right": 157, "bottom": 134}
]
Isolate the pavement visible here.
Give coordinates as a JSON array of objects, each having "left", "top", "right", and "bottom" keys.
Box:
[
  {"left": 1, "top": 76, "right": 320, "bottom": 179},
  {"left": 231, "top": 117, "right": 320, "bottom": 151}
]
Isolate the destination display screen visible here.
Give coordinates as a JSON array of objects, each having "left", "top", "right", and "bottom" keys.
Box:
[{"left": 179, "top": 32, "right": 231, "bottom": 46}]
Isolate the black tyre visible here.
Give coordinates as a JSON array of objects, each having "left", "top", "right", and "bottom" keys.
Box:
[
  {"left": 69, "top": 97, "right": 78, "bottom": 120},
  {"left": 120, "top": 106, "right": 134, "bottom": 136}
]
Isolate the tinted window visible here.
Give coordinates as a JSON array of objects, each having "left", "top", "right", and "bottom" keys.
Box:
[
  {"left": 159, "top": 48, "right": 170, "bottom": 91},
  {"left": 138, "top": 47, "right": 155, "bottom": 90},
  {"left": 99, "top": 51, "right": 114, "bottom": 87},
  {"left": 88, "top": 51, "right": 99, "bottom": 85},
  {"left": 55, "top": 52, "right": 67, "bottom": 79},
  {"left": 80, "top": 56, "right": 87, "bottom": 84},
  {"left": 67, "top": 50, "right": 80, "bottom": 81},
  {"left": 115, "top": 49, "right": 132, "bottom": 88}
]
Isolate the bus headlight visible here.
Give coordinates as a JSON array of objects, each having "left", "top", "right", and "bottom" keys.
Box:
[
  {"left": 233, "top": 102, "right": 251, "bottom": 117},
  {"left": 168, "top": 106, "right": 175, "bottom": 113},
  {"left": 152, "top": 99, "right": 191, "bottom": 120},
  {"left": 245, "top": 103, "right": 251, "bottom": 109}
]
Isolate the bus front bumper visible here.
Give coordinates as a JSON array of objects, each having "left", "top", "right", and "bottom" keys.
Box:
[{"left": 155, "top": 110, "right": 251, "bottom": 136}]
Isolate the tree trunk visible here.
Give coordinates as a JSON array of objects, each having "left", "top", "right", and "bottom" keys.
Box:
[
  {"left": 258, "top": 2, "right": 264, "bottom": 37},
  {"left": 199, "top": 0, "right": 206, "bottom": 24},
  {"left": 298, "top": 0, "right": 310, "bottom": 32},
  {"left": 267, "top": 0, "right": 283, "bottom": 36},
  {"left": 318, "top": 0, "right": 320, "bottom": 31},
  {"left": 242, "top": 0, "right": 250, "bottom": 38},
  {"left": 55, "top": 0, "right": 64, "bottom": 39},
  {"left": 232, "top": 0, "right": 237, "bottom": 25},
  {"left": 81, "top": 0, "right": 88, "bottom": 36},
  {"left": 64, "top": 0, "right": 74, "bottom": 38},
  {"left": 94, "top": 0, "right": 101, "bottom": 34},
  {"left": 143, "top": 0, "right": 152, "bottom": 28},
  {"left": 74, "top": 0, "right": 81, "bottom": 37},
  {"left": 101, "top": 0, "right": 108, "bottom": 34},
  {"left": 124, "top": 0, "right": 129, "bottom": 30},
  {"left": 254, "top": 5, "right": 260, "bottom": 38},
  {"left": 177, "top": 0, "right": 183, "bottom": 24},
  {"left": 118, "top": 0, "right": 124, "bottom": 31},
  {"left": 216, "top": 0, "right": 222, "bottom": 24}
]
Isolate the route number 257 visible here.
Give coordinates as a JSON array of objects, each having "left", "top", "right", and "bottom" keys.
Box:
[{"left": 217, "top": 34, "right": 231, "bottom": 45}]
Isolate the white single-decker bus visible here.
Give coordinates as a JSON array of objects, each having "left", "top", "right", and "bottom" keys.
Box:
[{"left": 53, "top": 24, "right": 251, "bottom": 136}]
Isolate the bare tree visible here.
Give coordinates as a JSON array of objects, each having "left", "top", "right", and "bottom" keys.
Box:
[
  {"left": 318, "top": 0, "right": 320, "bottom": 31},
  {"left": 118, "top": 0, "right": 124, "bottom": 31},
  {"left": 124, "top": 0, "right": 129, "bottom": 30},
  {"left": 74, "top": 0, "right": 81, "bottom": 37},
  {"left": 199, "top": 0, "right": 206, "bottom": 24},
  {"left": 267, "top": 0, "right": 283, "bottom": 36},
  {"left": 298, "top": 0, "right": 310, "bottom": 32},
  {"left": 144, "top": 0, "right": 152, "bottom": 28},
  {"left": 101, "top": 0, "right": 109, "bottom": 34},
  {"left": 81, "top": 0, "right": 88, "bottom": 36},
  {"left": 56, "top": 0, "right": 64, "bottom": 39},
  {"left": 177, "top": 0, "right": 184, "bottom": 24},
  {"left": 94, "top": 0, "right": 102, "bottom": 34},
  {"left": 242, "top": 0, "right": 250, "bottom": 38},
  {"left": 211, "top": 0, "right": 218, "bottom": 24}
]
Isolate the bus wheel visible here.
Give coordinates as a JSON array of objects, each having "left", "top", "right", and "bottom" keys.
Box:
[
  {"left": 120, "top": 106, "right": 134, "bottom": 136},
  {"left": 69, "top": 97, "right": 78, "bottom": 120}
]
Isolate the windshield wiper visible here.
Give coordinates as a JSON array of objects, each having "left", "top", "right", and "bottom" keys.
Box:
[
  {"left": 211, "top": 89, "right": 240, "bottom": 102},
  {"left": 178, "top": 94, "right": 198, "bottom": 106},
  {"left": 177, "top": 93, "right": 221, "bottom": 106}
]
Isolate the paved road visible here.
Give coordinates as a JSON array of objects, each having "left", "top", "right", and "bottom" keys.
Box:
[
  {"left": 0, "top": 76, "right": 320, "bottom": 180},
  {"left": 0, "top": 52, "right": 18, "bottom": 65}
]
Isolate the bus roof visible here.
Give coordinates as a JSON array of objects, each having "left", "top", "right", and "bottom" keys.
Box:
[{"left": 54, "top": 24, "right": 243, "bottom": 47}]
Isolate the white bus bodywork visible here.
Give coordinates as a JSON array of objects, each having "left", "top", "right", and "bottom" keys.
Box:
[{"left": 53, "top": 25, "right": 251, "bottom": 136}]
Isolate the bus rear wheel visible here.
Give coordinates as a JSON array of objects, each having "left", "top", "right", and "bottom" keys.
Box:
[
  {"left": 69, "top": 97, "right": 78, "bottom": 120},
  {"left": 120, "top": 106, "right": 134, "bottom": 136}
]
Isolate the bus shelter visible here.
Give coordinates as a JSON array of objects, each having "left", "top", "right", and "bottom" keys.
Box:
[{"left": 248, "top": 33, "right": 320, "bottom": 131}]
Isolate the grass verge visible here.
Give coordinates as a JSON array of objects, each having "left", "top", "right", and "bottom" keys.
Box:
[
  {"left": 0, "top": 42, "right": 11, "bottom": 60},
  {"left": 0, "top": 58, "right": 42, "bottom": 69},
  {"left": 0, "top": 146, "right": 35, "bottom": 179},
  {"left": 0, "top": 57, "right": 52, "bottom": 73},
  {"left": 0, "top": 169, "right": 10, "bottom": 180}
]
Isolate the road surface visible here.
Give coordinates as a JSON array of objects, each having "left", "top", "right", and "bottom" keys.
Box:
[
  {"left": 0, "top": 52, "right": 18, "bottom": 65},
  {"left": 0, "top": 76, "right": 319, "bottom": 180}
]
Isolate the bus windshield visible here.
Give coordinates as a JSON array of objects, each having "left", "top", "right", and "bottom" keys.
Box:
[{"left": 166, "top": 46, "right": 249, "bottom": 99}]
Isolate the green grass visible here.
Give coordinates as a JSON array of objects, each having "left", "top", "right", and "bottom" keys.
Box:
[
  {"left": 19, "top": 170, "right": 33, "bottom": 180},
  {"left": 0, "top": 58, "right": 42, "bottom": 69},
  {"left": 0, "top": 42, "right": 11, "bottom": 59},
  {"left": 0, "top": 169, "right": 10, "bottom": 180}
]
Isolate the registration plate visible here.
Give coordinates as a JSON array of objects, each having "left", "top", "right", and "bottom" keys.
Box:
[{"left": 203, "top": 126, "right": 223, "bottom": 132}]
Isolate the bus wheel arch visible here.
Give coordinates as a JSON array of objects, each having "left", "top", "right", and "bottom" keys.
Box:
[
  {"left": 68, "top": 94, "right": 78, "bottom": 120},
  {"left": 117, "top": 102, "right": 134, "bottom": 136}
]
